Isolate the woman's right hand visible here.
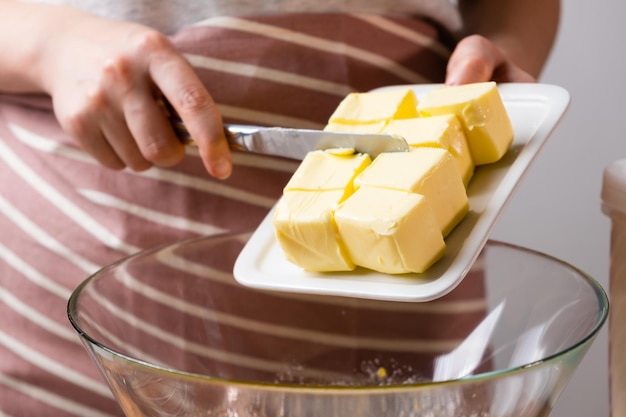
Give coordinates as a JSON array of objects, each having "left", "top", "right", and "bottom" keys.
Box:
[{"left": 40, "top": 9, "right": 232, "bottom": 178}]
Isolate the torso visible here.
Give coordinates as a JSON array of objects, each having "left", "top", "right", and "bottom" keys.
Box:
[
  {"left": 18, "top": 0, "right": 461, "bottom": 34},
  {"left": 0, "top": 4, "right": 461, "bottom": 416}
]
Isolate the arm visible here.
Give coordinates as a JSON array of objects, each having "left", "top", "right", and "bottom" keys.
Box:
[
  {"left": 0, "top": 0, "right": 232, "bottom": 178},
  {"left": 446, "top": 0, "right": 560, "bottom": 84}
]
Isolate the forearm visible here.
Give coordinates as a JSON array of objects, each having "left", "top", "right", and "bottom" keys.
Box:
[
  {"left": 0, "top": 0, "right": 94, "bottom": 93},
  {"left": 458, "top": 0, "right": 560, "bottom": 78}
]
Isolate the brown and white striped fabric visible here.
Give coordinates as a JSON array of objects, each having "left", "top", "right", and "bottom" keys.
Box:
[
  {"left": 0, "top": 13, "right": 487, "bottom": 416},
  {"left": 72, "top": 234, "right": 491, "bottom": 417}
]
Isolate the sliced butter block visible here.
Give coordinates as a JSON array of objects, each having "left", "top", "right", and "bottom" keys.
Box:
[
  {"left": 354, "top": 147, "right": 468, "bottom": 237},
  {"left": 335, "top": 187, "right": 445, "bottom": 274},
  {"left": 283, "top": 150, "right": 371, "bottom": 200},
  {"left": 273, "top": 190, "right": 355, "bottom": 272},
  {"left": 327, "top": 88, "right": 419, "bottom": 125},
  {"left": 382, "top": 115, "right": 474, "bottom": 187},
  {"left": 417, "top": 81, "right": 513, "bottom": 165},
  {"left": 323, "top": 121, "right": 387, "bottom": 134}
]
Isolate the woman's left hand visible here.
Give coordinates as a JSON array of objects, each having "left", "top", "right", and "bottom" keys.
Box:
[{"left": 445, "top": 34, "right": 536, "bottom": 85}]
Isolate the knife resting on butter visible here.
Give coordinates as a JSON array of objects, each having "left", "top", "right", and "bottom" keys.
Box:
[
  {"left": 159, "top": 94, "right": 409, "bottom": 160},
  {"left": 171, "top": 121, "right": 409, "bottom": 160}
]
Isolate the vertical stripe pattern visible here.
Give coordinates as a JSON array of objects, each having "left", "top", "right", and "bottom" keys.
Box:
[{"left": 0, "top": 13, "right": 472, "bottom": 416}]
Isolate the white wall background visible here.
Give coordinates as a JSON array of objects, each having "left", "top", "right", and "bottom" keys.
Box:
[{"left": 491, "top": 1, "right": 626, "bottom": 416}]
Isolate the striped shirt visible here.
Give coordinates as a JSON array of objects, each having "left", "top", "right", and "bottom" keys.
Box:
[
  {"left": 17, "top": 0, "right": 462, "bottom": 35},
  {"left": 0, "top": 12, "right": 486, "bottom": 416}
]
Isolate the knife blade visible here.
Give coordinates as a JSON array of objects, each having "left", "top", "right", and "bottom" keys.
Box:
[
  {"left": 159, "top": 95, "right": 409, "bottom": 160},
  {"left": 230, "top": 125, "right": 409, "bottom": 160},
  {"left": 170, "top": 120, "right": 409, "bottom": 160}
]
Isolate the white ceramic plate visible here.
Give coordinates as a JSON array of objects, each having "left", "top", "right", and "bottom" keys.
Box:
[{"left": 233, "top": 83, "right": 570, "bottom": 302}]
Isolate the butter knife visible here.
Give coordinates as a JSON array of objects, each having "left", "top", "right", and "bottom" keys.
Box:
[
  {"left": 167, "top": 116, "right": 408, "bottom": 160},
  {"left": 160, "top": 95, "right": 408, "bottom": 159},
  {"left": 214, "top": 125, "right": 409, "bottom": 160}
]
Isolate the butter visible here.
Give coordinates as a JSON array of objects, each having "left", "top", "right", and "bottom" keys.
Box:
[
  {"left": 275, "top": 150, "right": 370, "bottom": 271},
  {"left": 323, "top": 121, "right": 387, "bottom": 134},
  {"left": 354, "top": 148, "right": 468, "bottom": 237},
  {"left": 284, "top": 150, "right": 371, "bottom": 200},
  {"left": 327, "top": 88, "right": 419, "bottom": 125},
  {"left": 273, "top": 83, "right": 514, "bottom": 275},
  {"left": 382, "top": 115, "right": 474, "bottom": 187},
  {"left": 417, "top": 81, "right": 513, "bottom": 165},
  {"left": 273, "top": 190, "right": 355, "bottom": 271},
  {"left": 334, "top": 187, "right": 445, "bottom": 274}
]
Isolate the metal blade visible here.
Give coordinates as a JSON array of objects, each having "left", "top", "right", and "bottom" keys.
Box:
[
  {"left": 161, "top": 96, "right": 407, "bottom": 160},
  {"left": 224, "top": 125, "right": 409, "bottom": 160}
]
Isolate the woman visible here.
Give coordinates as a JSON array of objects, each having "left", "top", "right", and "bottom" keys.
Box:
[{"left": 0, "top": 0, "right": 559, "bottom": 415}]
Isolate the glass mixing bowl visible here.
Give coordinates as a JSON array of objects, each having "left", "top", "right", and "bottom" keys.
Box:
[{"left": 68, "top": 237, "right": 608, "bottom": 417}]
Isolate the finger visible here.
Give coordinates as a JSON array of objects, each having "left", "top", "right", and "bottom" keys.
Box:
[
  {"left": 76, "top": 127, "right": 127, "bottom": 170},
  {"left": 122, "top": 89, "right": 186, "bottom": 168},
  {"left": 94, "top": 45, "right": 185, "bottom": 170},
  {"left": 100, "top": 111, "right": 154, "bottom": 172},
  {"left": 446, "top": 35, "right": 535, "bottom": 85},
  {"left": 446, "top": 35, "right": 498, "bottom": 85},
  {"left": 178, "top": 92, "right": 231, "bottom": 179},
  {"left": 164, "top": 82, "right": 231, "bottom": 179},
  {"left": 57, "top": 101, "right": 127, "bottom": 170},
  {"left": 150, "top": 55, "right": 232, "bottom": 179},
  {"left": 80, "top": 89, "right": 154, "bottom": 171}
]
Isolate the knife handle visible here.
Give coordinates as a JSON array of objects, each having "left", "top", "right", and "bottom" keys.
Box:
[
  {"left": 170, "top": 119, "right": 257, "bottom": 153},
  {"left": 158, "top": 96, "right": 255, "bottom": 152}
]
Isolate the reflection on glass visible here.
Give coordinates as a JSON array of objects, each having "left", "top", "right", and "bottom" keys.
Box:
[{"left": 69, "top": 238, "right": 608, "bottom": 417}]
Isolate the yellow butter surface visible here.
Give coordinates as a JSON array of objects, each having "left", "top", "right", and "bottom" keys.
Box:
[
  {"left": 382, "top": 115, "right": 474, "bottom": 187},
  {"left": 328, "top": 88, "right": 419, "bottom": 125},
  {"left": 323, "top": 121, "right": 387, "bottom": 134},
  {"left": 334, "top": 187, "right": 445, "bottom": 274},
  {"left": 283, "top": 150, "right": 371, "bottom": 200},
  {"left": 417, "top": 81, "right": 513, "bottom": 165},
  {"left": 273, "top": 190, "right": 355, "bottom": 272},
  {"left": 354, "top": 148, "right": 469, "bottom": 237}
]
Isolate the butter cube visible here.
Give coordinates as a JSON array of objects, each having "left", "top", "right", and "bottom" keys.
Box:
[
  {"left": 355, "top": 148, "right": 468, "bottom": 237},
  {"left": 328, "top": 88, "right": 419, "bottom": 125},
  {"left": 323, "top": 121, "right": 387, "bottom": 134},
  {"left": 273, "top": 190, "right": 355, "bottom": 272},
  {"left": 417, "top": 82, "right": 513, "bottom": 165},
  {"left": 382, "top": 115, "right": 474, "bottom": 187},
  {"left": 335, "top": 187, "right": 445, "bottom": 274},
  {"left": 284, "top": 150, "right": 371, "bottom": 200},
  {"left": 275, "top": 150, "right": 369, "bottom": 272}
]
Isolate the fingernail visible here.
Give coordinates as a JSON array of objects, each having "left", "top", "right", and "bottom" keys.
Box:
[{"left": 213, "top": 157, "right": 232, "bottom": 180}]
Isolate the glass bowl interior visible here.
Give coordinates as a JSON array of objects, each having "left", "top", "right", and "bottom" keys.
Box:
[{"left": 68, "top": 237, "right": 608, "bottom": 417}]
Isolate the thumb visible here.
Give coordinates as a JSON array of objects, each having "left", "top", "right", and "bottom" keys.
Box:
[{"left": 445, "top": 35, "right": 535, "bottom": 85}]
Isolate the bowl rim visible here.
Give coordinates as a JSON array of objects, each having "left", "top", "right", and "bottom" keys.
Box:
[{"left": 67, "top": 238, "right": 609, "bottom": 392}]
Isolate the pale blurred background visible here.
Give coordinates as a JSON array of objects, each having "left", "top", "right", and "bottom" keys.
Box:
[{"left": 491, "top": 1, "right": 626, "bottom": 416}]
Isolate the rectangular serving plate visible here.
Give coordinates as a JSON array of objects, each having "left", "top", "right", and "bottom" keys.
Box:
[{"left": 233, "top": 83, "right": 570, "bottom": 302}]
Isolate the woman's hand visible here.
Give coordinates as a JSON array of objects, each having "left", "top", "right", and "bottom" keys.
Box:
[
  {"left": 41, "top": 10, "right": 232, "bottom": 178},
  {"left": 445, "top": 35, "right": 535, "bottom": 85},
  {"left": 449, "top": 0, "right": 560, "bottom": 85}
]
